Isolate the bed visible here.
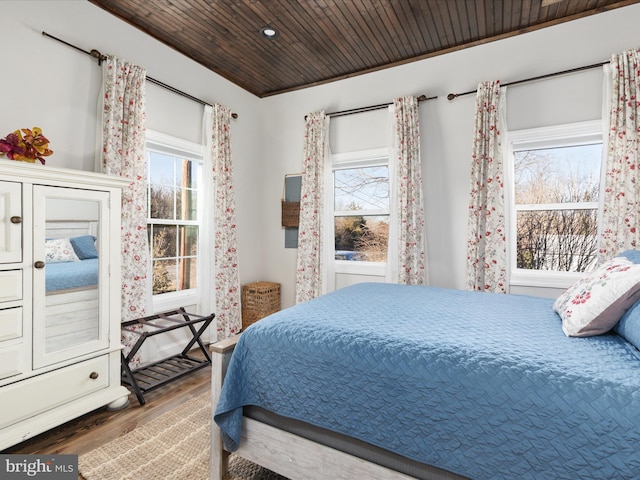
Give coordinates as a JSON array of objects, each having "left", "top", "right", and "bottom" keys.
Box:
[
  {"left": 42, "top": 231, "right": 101, "bottom": 352},
  {"left": 45, "top": 257, "right": 98, "bottom": 293},
  {"left": 211, "top": 257, "right": 640, "bottom": 479},
  {"left": 44, "top": 233, "right": 100, "bottom": 294}
]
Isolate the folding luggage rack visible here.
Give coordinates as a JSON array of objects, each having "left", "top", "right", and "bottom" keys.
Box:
[{"left": 120, "top": 308, "right": 215, "bottom": 405}]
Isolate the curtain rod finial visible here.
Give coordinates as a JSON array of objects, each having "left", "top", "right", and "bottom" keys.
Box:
[
  {"left": 447, "top": 93, "right": 457, "bottom": 101},
  {"left": 90, "top": 49, "right": 106, "bottom": 65}
]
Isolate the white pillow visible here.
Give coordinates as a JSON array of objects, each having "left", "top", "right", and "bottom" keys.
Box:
[
  {"left": 45, "top": 238, "right": 81, "bottom": 263},
  {"left": 553, "top": 257, "right": 640, "bottom": 337}
]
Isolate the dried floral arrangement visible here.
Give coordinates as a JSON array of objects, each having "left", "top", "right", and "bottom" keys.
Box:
[{"left": 0, "top": 127, "right": 53, "bottom": 164}]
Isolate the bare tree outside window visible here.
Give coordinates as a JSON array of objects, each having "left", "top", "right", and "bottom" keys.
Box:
[
  {"left": 334, "top": 165, "right": 389, "bottom": 262},
  {"left": 147, "top": 150, "right": 200, "bottom": 294},
  {"left": 514, "top": 144, "right": 602, "bottom": 273}
]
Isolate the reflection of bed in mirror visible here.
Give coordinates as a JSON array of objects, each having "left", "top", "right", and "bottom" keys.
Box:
[
  {"left": 44, "top": 220, "right": 100, "bottom": 352},
  {"left": 46, "top": 258, "right": 98, "bottom": 293}
]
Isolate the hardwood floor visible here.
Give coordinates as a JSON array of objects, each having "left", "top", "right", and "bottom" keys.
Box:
[{"left": 2, "top": 361, "right": 211, "bottom": 456}]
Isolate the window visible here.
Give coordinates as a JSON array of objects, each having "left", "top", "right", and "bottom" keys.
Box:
[
  {"left": 146, "top": 132, "right": 203, "bottom": 302},
  {"left": 508, "top": 121, "right": 603, "bottom": 286},
  {"left": 332, "top": 149, "right": 390, "bottom": 263}
]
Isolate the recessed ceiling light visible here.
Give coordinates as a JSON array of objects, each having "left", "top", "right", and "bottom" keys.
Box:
[{"left": 260, "top": 26, "right": 279, "bottom": 39}]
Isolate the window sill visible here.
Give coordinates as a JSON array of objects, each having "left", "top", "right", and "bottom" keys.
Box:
[
  {"left": 509, "top": 270, "right": 584, "bottom": 290},
  {"left": 334, "top": 260, "right": 386, "bottom": 276},
  {"left": 152, "top": 290, "right": 199, "bottom": 314}
]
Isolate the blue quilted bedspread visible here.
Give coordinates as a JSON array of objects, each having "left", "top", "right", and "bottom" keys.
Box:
[
  {"left": 214, "top": 283, "right": 640, "bottom": 479},
  {"left": 46, "top": 258, "right": 98, "bottom": 292}
]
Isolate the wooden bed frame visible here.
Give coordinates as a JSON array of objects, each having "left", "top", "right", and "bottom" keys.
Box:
[{"left": 210, "top": 335, "right": 464, "bottom": 480}]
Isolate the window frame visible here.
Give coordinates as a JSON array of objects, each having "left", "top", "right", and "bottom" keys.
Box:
[
  {"left": 326, "top": 148, "right": 390, "bottom": 287},
  {"left": 146, "top": 130, "right": 205, "bottom": 312},
  {"left": 506, "top": 120, "right": 604, "bottom": 289}
]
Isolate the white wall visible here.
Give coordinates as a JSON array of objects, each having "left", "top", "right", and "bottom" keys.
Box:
[{"left": 260, "top": 4, "right": 640, "bottom": 307}]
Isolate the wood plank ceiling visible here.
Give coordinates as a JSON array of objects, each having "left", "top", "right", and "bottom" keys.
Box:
[{"left": 88, "top": 0, "right": 639, "bottom": 98}]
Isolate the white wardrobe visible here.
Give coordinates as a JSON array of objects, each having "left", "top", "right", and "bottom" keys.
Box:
[{"left": 0, "top": 159, "right": 130, "bottom": 450}]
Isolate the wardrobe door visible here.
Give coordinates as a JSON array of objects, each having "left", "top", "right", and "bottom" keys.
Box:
[
  {"left": 0, "top": 181, "right": 22, "bottom": 264},
  {"left": 32, "top": 186, "right": 111, "bottom": 368}
]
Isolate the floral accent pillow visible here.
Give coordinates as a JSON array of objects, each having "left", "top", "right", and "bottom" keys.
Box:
[
  {"left": 553, "top": 257, "right": 640, "bottom": 337},
  {"left": 45, "top": 238, "right": 81, "bottom": 264}
]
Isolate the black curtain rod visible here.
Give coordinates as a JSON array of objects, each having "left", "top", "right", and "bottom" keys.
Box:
[
  {"left": 306, "top": 94, "right": 436, "bottom": 120},
  {"left": 42, "top": 31, "right": 238, "bottom": 119},
  {"left": 447, "top": 60, "right": 610, "bottom": 101}
]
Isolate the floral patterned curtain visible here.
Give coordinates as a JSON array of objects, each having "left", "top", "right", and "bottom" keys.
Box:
[
  {"left": 599, "top": 49, "right": 640, "bottom": 260},
  {"left": 465, "top": 80, "right": 508, "bottom": 293},
  {"left": 295, "top": 111, "right": 329, "bottom": 303},
  {"left": 99, "top": 56, "right": 149, "bottom": 366},
  {"left": 205, "top": 104, "right": 241, "bottom": 340},
  {"left": 387, "top": 96, "right": 426, "bottom": 285}
]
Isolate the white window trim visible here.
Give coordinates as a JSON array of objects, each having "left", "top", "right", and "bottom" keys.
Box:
[
  {"left": 508, "top": 120, "right": 602, "bottom": 150},
  {"left": 147, "top": 130, "right": 204, "bottom": 157},
  {"left": 326, "top": 148, "right": 390, "bottom": 290},
  {"left": 334, "top": 209, "right": 389, "bottom": 216},
  {"left": 332, "top": 148, "right": 388, "bottom": 168},
  {"left": 146, "top": 129, "right": 207, "bottom": 313},
  {"left": 335, "top": 261, "right": 386, "bottom": 276},
  {"left": 515, "top": 202, "right": 598, "bottom": 211},
  {"left": 506, "top": 120, "right": 603, "bottom": 290}
]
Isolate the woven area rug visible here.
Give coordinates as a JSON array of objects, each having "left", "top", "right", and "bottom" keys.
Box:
[{"left": 79, "top": 391, "right": 286, "bottom": 480}]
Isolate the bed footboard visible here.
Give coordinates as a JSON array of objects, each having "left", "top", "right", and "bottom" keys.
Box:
[
  {"left": 210, "top": 334, "right": 239, "bottom": 479},
  {"left": 210, "top": 334, "right": 460, "bottom": 480}
]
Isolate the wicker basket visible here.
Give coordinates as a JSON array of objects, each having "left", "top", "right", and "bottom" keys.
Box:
[
  {"left": 281, "top": 200, "right": 300, "bottom": 227},
  {"left": 241, "top": 282, "right": 281, "bottom": 330}
]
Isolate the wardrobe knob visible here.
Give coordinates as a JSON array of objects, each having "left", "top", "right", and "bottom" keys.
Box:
[
  {"left": 89, "top": 372, "right": 99, "bottom": 380},
  {"left": 34, "top": 261, "right": 45, "bottom": 269},
  {"left": 10, "top": 216, "right": 22, "bottom": 224}
]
